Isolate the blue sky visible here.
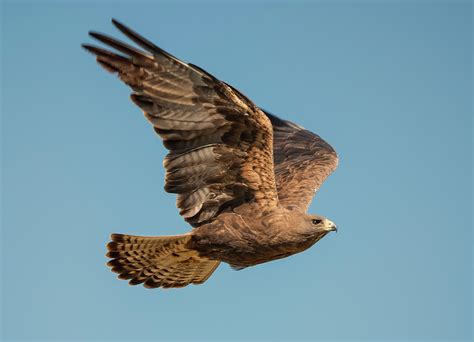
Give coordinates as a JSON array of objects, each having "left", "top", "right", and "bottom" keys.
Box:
[{"left": 1, "top": 1, "right": 472, "bottom": 341}]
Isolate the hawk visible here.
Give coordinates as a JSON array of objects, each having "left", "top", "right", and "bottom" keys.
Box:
[{"left": 83, "top": 19, "right": 339, "bottom": 289}]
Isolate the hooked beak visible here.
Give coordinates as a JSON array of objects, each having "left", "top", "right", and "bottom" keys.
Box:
[{"left": 325, "top": 219, "right": 337, "bottom": 233}]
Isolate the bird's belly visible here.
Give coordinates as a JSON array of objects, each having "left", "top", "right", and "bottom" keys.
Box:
[
  {"left": 192, "top": 232, "right": 311, "bottom": 267},
  {"left": 190, "top": 210, "right": 317, "bottom": 267}
]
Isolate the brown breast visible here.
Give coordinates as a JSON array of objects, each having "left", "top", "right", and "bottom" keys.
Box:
[{"left": 190, "top": 205, "right": 320, "bottom": 267}]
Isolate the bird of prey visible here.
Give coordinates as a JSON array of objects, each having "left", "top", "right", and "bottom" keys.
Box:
[{"left": 83, "top": 19, "right": 339, "bottom": 289}]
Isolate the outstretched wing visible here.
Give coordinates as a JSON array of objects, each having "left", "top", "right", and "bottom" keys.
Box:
[
  {"left": 264, "top": 111, "right": 338, "bottom": 213},
  {"left": 84, "top": 20, "right": 278, "bottom": 226}
]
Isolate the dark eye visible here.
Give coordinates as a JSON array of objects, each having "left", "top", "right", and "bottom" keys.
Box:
[{"left": 312, "top": 219, "right": 322, "bottom": 225}]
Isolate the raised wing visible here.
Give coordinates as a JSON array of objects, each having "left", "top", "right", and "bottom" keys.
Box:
[
  {"left": 264, "top": 111, "right": 338, "bottom": 213},
  {"left": 83, "top": 20, "right": 278, "bottom": 226}
]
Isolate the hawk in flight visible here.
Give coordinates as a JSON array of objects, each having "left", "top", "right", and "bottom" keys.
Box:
[{"left": 83, "top": 19, "right": 339, "bottom": 289}]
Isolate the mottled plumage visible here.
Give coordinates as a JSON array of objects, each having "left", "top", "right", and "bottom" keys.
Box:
[{"left": 83, "top": 19, "right": 338, "bottom": 289}]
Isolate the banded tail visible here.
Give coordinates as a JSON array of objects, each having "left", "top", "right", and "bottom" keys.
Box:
[{"left": 106, "top": 233, "right": 220, "bottom": 289}]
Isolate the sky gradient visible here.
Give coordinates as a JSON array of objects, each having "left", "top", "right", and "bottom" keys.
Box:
[{"left": 1, "top": 1, "right": 472, "bottom": 341}]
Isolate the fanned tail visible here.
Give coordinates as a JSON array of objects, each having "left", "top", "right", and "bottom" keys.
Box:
[{"left": 106, "top": 233, "right": 220, "bottom": 289}]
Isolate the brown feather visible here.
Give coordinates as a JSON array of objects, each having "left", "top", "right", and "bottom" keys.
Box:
[
  {"left": 106, "top": 233, "right": 220, "bottom": 288},
  {"left": 264, "top": 111, "right": 338, "bottom": 212},
  {"left": 85, "top": 20, "right": 279, "bottom": 226}
]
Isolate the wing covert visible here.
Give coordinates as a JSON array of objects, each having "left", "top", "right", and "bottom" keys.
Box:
[
  {"left": 83, "top": 20, "right": 279, "bottom": 226},
  {"left": 264, "top": 111, "right": 338, "bottom": 213}
]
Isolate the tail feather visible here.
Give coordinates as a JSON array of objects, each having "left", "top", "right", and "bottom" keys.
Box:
[{"left": 106, "top": 233, "right": 220, "bottom": 289}]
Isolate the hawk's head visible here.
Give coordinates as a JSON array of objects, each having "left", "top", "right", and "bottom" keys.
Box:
[
  {"left": 305, "top": 214, "right": 337, "bottom": 234},
  {"left": 288, "top": 213, "right": 337, "bottom": 250}
]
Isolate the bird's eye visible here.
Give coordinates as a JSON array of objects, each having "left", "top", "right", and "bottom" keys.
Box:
[{"left": 312, "top": 219, "right": 322, "bottom": 225}]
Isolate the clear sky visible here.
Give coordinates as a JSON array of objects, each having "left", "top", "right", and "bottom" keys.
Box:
[{"left": 1, "top": 1, "right": 472, "bottom": 341}]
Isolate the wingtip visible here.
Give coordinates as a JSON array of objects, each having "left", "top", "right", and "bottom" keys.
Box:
[
  {"left": 111, "top": 18, "right": 123, "bottom": 29},
  {"left": 111, "top": 18, "right": 131, "bottom": 35},
  {"left": 81, "top": 43, "right": 100, "bottom": 53},
  {"left": 80, "top": 43, "right": 106, "bottom": 56},
  {"left": 88, "top": 30, "right": 101, "bottom": 40},
  {"left": 81, "top": 43, "right": 103, "bottom": 58},
  {"left": 88, "top": 30, "right": 113, "bottom": 42},
  {"left": 81, "top": 43, "right": 91, "bottom": 52}
]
